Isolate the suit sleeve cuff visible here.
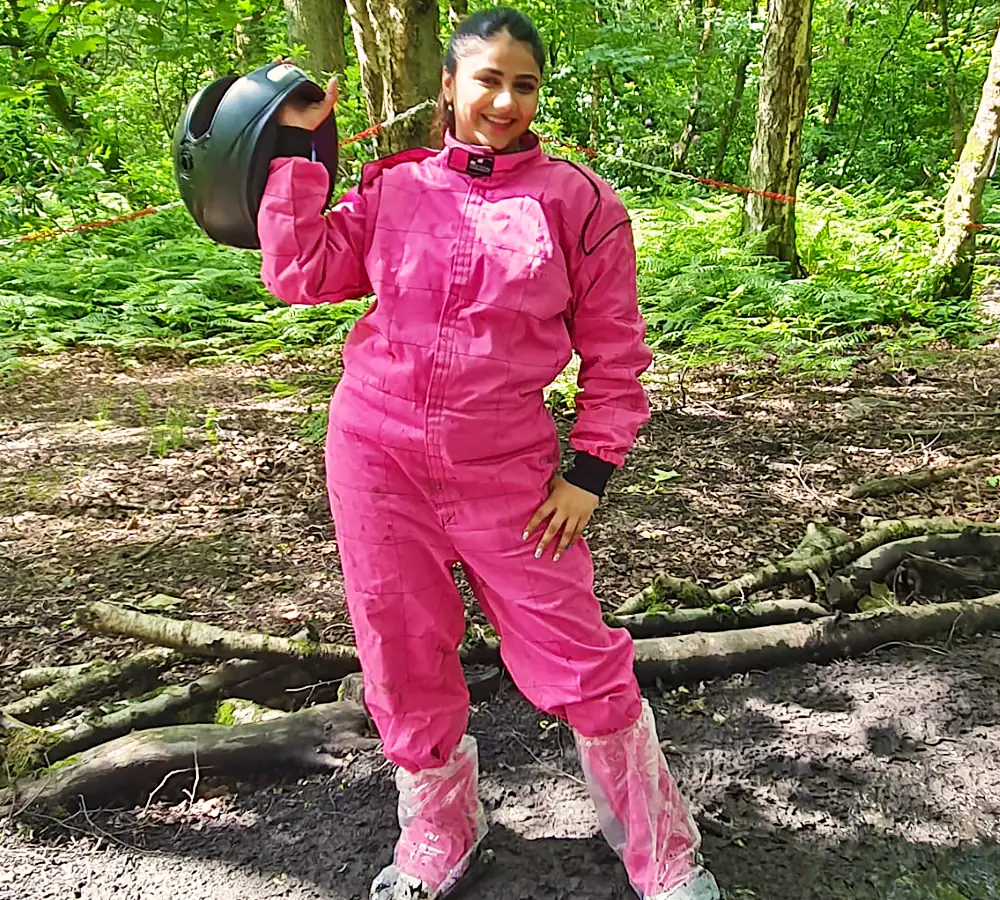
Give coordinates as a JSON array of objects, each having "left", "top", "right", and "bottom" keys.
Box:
[
  {"left": 275, "top": 126, "right": 314, "bottom": 159},
  {"left": 564, "top": 451, "right": 616, "bottom": 497}
]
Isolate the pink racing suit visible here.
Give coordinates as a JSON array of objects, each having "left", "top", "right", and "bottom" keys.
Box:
[{"left": 257, "top": 131, "right": 715, "bottom": 899}]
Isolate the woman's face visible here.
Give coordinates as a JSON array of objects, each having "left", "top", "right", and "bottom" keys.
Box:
[{"left": 442, "top": 31, "right": 541, "bottom": 151}]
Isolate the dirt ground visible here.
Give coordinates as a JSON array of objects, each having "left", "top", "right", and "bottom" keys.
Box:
[{"left": 2, "top": 345, "right": 1000, "bottom": 899}]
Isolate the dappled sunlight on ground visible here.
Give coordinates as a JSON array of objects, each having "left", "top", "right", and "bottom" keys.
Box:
[{"left": 2, "top": 346, "right": 1000, "bottom": 899}]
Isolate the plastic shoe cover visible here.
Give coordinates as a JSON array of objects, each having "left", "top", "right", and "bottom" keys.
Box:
[
  {"left": 370, "top": 735, "right": 487, "bottom": 900},
  {"left": 576, "top": 699, "right": 715, "bottom": 899},
  {"left": 645, "top": 867, "right": 720, "bottom": 900}
]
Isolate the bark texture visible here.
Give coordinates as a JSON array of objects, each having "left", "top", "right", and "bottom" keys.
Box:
[
  {"left": 344, "top": 0, "right": 441, "bottom": 151},
  {"left": 75, "top": 601, "right": 359, "bottom": 673},
  {"left": 674, "top": 0, "right": 718, "bottom": 171},
  {"left": 632, "top": 593, "right": 1000, "bottom": 685},
  {"left": 2, "top": 702, "right": 374, "bottom": 814},
  {"left": 616, "top": 517, "right": 1000, "bottom": 615},
  {"left": 284, "top": 0, "right": 347, "bottom": 77},
  {"left": 4, "top": 647, "right": 182, "bottom": 725},
  {"left": 925, "top": 23, "right": 1000, "bottom": 301},
  {"left": 743, "top": 0, "right": 814, "bottom": 272},
  {"left": 608, "top": 598, "right": 829, "bottom": 639}
]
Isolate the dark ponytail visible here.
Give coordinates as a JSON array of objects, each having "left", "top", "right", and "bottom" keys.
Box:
[{"left": 433, "top": 7, "right": 545, "bottom": 145}]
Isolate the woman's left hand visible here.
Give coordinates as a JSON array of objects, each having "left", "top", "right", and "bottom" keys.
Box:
[{"left": 523, "top": 476, "right": 599, "bottom": 562}]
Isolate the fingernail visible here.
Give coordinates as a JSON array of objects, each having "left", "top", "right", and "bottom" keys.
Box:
[
  {"left": 553, "top": 552, "right": 561, "bottom": 562},
  {"left": 534, "top": 547, "right": 542, "bottom": 559},
  {"left": 522, "top": 531, "right": 529, "bottom": 541}
]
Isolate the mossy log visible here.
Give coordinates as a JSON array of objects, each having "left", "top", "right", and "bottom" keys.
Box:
[
  {"left": 631, "top": 592, "right": 1000, "bottom": 685},
  {"left": 825, "top": 532, "right": 1000, "bottom": 610},
  {"left": 1, "top": 701, "right": 375, "bottom": 814},
  {"left": 616, "top": 517, "right": 1000, "bottom": 615},
  {"left": 847, "top": 454, "right": 1000, "bottom": 499},
  {"left": 20, "top": 663, "right": 102, "bottom": 691},
  {"left": 76, "top": 602, "right": 359, "bottom": 673},
  {"left": 607, "top": 598, "right": 829, "bottom": 639},
  {"left": 1, "top": 659, "right": 275, "bottom": 776},
  {"left": 5, "top": 647, "right": 183, "bottom": 725}
]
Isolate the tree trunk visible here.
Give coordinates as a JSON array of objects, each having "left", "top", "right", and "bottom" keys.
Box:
[
  {"left": 742, "top": 0, "right": 813, "bottom": 274},
  {"left": 826, "top": 0, "right": 856, "bottom": 126},
  {"left": 344, "top": 0, "right": 441, "bottom": 152},
  {"left": 42, "top": 80, "right": 89, "bottom": 137},
  {"left": 674, "top": 0, "right": 718, "bottom": 171},
  {"left": 235, "top": 8, "right": 270, "bottom": 70},
  {"left": 284, "top": 0, "right": 347, "bottom": 77},
  {"left": 938, "top": 0, "right": 967, "bottom": 158},
  {"left": 713, "top": 0, "right": 755, "bottom": 181},
  {"left": 925, "top": 22, "right": 1000, "bottom": 302}
]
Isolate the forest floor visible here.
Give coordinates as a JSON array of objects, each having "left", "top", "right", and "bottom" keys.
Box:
[{"left": 2, "top": 343, "right": 1000, "bottom": 900}]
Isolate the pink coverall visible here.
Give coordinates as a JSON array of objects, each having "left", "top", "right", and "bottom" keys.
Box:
[{"left": 258, "top": 131, "right": 717, "bottom": 900}]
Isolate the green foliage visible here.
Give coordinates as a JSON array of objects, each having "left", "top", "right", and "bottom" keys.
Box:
[
  {"left": 0, "top": 207, "right": 365, "bottom": 357},
  {"left": 632, "top": 179, "right": 995, "bottom": 373},
  {"left": 1, "top": 0, "right": 999, "bottom": 375}
]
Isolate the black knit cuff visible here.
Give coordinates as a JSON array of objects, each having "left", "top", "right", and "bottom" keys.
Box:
[
  {"left": 564, "top": 451, "right": 616, "bottom": 498},
  {"left": 275, "top": 126, "right": 314, "bottom": 159}
]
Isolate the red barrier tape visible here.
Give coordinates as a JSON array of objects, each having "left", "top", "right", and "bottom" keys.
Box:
[
  {"left": 338, "top": 122, "right": 384, "bottom": 148},
  {"left": 4, "top": 118, "right": 998, "bottom": 244},
  {"left": 7, "top": 205, "right": 173, "bottom": 246},
  {"left": 540, "top": 135, "right": 799, "bottom": 203}
]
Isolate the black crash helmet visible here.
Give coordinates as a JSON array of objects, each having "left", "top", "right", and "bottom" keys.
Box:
[{"left": 172, "top": 62, "right": 338, "bottom": 250}]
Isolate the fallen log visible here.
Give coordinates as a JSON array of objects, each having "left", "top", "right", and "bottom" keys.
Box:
[
  {"left": 2, "top": 659, "right": 276, "bottom": 772},
  {"left": 1, "top": 701, "right": 376, "bottom": 814},
  {"left": 630, "top": 592, "right": 1000, "bottom": 686},
  {"left": 825, "top": 533, "right": 1000, "bottom": 610},
  {"left": 20, "top": 663, "right": 102, "bottom": 690},
  {"left": 860, "top": 515, "right": 1000, "bottom": 534},
  {"left": 847, "top": 454, "right": 1000, "bottom": 499},
  {"left": 4, "top": 647, "right": 183, "bottom": 725},
  {"left": 76, "top": 602, "right": 360, "bottom": 674},
  {"left": 616, "top": 517, "right": 1000, "bottom": 616},
  {"left": 608, "top": 598, "right": 830, "bottom": 639},
  {"left": 895, "top": 555, "right": 1000, "bottom": 600}
]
